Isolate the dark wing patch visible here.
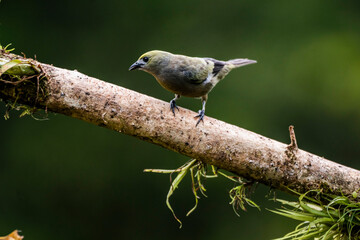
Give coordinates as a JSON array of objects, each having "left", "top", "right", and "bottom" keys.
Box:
[
  {"left": 212, "top": 61, "right": 225, "bottom": 76},
  {"left": 205, "top": 58, "right": 225, "bottom": 77}
]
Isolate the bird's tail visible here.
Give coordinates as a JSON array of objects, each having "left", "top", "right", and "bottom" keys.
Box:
[{"left": 226, "top": 58, "right": 257, "bottom": 68}]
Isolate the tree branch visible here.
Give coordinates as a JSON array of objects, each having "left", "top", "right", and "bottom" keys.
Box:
[{"left": 1, "top": 51, "right": 360, "bottom": 197}]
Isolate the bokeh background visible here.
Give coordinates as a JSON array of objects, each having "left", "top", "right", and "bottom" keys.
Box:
[{"left": 1, "top": 0, "right": 360, "bottom": 239}]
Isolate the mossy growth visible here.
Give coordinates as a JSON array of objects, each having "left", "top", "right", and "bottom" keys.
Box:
[{"left": 0, "top": 44, "right": 49, "bottom": 119}]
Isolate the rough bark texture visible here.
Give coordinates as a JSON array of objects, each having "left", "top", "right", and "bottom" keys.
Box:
[{"left": 1, "top": 52, "right": 360, "bottom": 197}]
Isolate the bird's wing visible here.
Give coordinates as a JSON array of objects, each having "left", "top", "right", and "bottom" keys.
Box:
[
  {"left": 177, "top": 57, "right": 210, "bottom": 84},
  {"left": 180, "top": 57, "right": 226, "bottom": 85},
  {"left": 203, "top": 58, "right": 226, "bottom": 77},
  {"left": 185, "top": 71, "right": 207, "bottom": 84}
]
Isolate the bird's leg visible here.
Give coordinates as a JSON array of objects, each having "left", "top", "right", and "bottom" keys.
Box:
[
  {"left": 195, "top": 95, "right": 207, "bottom": 126},
  {"left": 170, "top": 94, "right": 180, "bottom": 116}
]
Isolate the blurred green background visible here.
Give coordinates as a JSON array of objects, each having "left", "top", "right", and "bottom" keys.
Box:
[{"left": 1, "top": 0, "right": 360, "bottom": 239}]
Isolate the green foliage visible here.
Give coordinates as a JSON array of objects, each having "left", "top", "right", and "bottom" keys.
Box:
[
  {"left": 271, "top": 191, "right": 360, "bottom": 239},
  {"left": 144, "top": 160, "right": 260, "bottom": 228},
  {"left": 229, "top": 184, "right": 260, "bottom": 216},
  {"left": 0, "top": 56, "right": 46, "bottom": 119},
  {"left": 0, "top": 43, "right": 15, "bottom": 53},
  {"left": 3, "top": 98, "right": 38, "bottom": 120}
]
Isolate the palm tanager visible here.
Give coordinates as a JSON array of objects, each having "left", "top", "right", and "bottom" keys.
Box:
[{"left": 129, "top": 50, "right": 256, "bottom": 126}]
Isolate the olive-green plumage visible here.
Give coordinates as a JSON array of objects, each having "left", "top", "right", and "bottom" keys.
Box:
[{"left": 129, "top": 50, "right": 256, "bottom": 126}]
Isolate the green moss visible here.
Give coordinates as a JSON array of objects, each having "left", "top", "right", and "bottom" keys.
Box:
[{"left": 0, "top": 56, "right": 49, "bottom": 119}]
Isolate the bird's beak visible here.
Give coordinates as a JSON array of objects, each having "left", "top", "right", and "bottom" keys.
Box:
[{"left": 128, "top": 61, "right": 144, "bottom": 71}]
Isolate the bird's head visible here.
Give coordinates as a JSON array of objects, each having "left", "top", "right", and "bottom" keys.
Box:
[{"left": 129, "top": 50, "right": 170, "bottom": 73}]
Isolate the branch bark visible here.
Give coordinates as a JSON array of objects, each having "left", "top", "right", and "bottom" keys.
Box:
[{"left": 1, "top": 51, "right": 360, "bottom": 197}]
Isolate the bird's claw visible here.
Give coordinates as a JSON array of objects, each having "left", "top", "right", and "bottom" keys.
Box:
[
  {"left": 194, "top": 110, "right": 205, "bottom": 126},
  {"left": 170, "top": 99, "right": 179, "bottom": 116}
]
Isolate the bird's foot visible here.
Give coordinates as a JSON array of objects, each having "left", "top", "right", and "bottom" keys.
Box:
[
  {"left": 170, "top": 99, "right": 179, "bottom": 116},
  {"left": 194, "top": 110, "right": 205, "bottom": 126}
]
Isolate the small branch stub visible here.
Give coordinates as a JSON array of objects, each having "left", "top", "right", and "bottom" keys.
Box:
[{"left": 287, "top": 125, "right": 298, "bottom": 152}]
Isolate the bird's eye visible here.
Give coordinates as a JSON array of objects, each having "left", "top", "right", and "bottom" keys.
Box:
[{"left": 143, "top": 57, "right": 149, "bottom": 62}]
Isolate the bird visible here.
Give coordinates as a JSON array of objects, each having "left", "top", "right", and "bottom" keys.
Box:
[{"left": 129, "top": 50, "right": 256, "bottom": 126}]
